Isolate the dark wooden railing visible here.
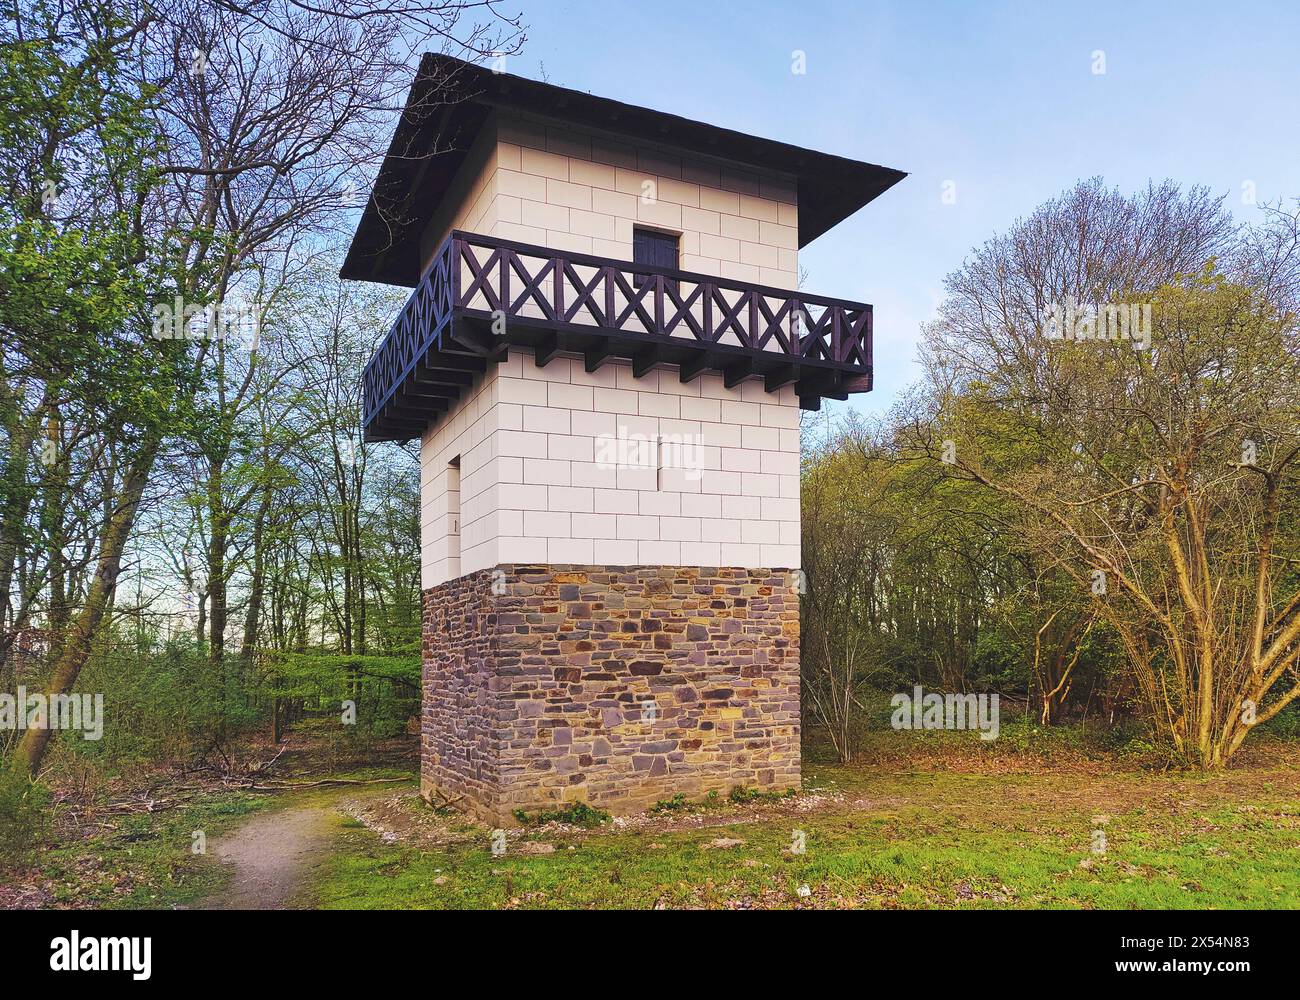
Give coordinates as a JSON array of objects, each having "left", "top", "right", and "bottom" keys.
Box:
[{"left": 362, "top": 230, "right": 873, "bottom": 441}]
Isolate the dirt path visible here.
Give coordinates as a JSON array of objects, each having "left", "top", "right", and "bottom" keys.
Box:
[{"left": 195, "top": 805, "right": 337, "bottom": 910}]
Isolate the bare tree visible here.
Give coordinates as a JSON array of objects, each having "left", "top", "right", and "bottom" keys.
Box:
[
  {"left": 6, "top": 0, "right": 523, "bottom": 777},
  {"left": 919, "top": 181, "right": 1300, "bottom": 766}
]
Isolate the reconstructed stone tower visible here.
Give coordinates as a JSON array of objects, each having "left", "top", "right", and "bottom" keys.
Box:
[{"left": 345, "top": 55, "right": 902, "bottom": 824}]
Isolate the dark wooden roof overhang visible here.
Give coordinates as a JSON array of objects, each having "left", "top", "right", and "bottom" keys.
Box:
[{"left": 341, "top": 53, "right": 906, "bottom": 287}]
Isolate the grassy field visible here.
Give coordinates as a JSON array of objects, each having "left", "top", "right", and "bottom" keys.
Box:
[
  {"left": 0, "top": 723, "right": 415, "bottom": 910},
  {"left": 6, "top": 720, "right": 1299, "bottom": 910},
  {"left": 35, "top": 790, "right": 266, "bottom": 909},
  {"left": 308, "top": 730, "right": 1300, "bottom": 910}
]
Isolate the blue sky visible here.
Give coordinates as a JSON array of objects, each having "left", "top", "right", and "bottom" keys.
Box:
[{"left": 506, "top": 0, "right": 1300, "bottom": 417}]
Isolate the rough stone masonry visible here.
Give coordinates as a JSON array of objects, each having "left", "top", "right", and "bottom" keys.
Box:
[{"left": 420, "top": 564, "right": 800, "bottom": 825}]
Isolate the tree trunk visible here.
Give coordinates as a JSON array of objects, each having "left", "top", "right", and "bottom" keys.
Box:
[{"left": 11, "top": 435, "right": 159, "bottom": 777}]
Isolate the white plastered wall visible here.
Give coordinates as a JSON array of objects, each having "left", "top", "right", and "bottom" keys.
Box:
[
  {"left": 415, "top": 110, "right": 804, "bottom": 590},
  {"left": 492, "top": 114, "right": 799, "bottom": 288},
  {"left": 420, "top": 349, "right": 801, "bottom": 590}
]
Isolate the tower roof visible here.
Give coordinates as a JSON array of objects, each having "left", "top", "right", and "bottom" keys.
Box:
[{"left": 341, "top": 53, "right": 906, "bottom": 286}]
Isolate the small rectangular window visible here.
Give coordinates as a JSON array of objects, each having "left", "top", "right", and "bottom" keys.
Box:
[
  {"left": 634, "top": 227, "right": 679, "bottom": 269},
  {"left": 633, "top": 227, "right": 679, "bottom": 292},
  {"left": 447, "top": 456, "right": 461, "bottom": 576}
]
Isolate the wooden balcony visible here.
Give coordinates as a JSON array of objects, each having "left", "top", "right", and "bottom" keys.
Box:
[{"left": 362, "top": 230, "right": 874, "bottom": 442}]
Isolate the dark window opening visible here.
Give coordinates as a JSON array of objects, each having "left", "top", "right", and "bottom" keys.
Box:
[
  {"left": 447, "top": 455, "right": 461, "bottom": 574},
  {"left": 633, "top": 227, "right": 679, "bottom": 294}
]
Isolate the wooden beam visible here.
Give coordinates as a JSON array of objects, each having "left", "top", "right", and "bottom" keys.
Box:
[
  {"left": 535, "top": 332, "right": 561, "bottom": 368},
  {"left": 632, "top": 347, "right": 662, "bottom": 379},
  {"left": 380, "top": 407, "right": 435, "bottom": 429},
  {"left": 798, "top": 395, "right": 821, "bottom": 411},
  {"left": 425, "top": 351, "right": 487, "bottom": 373},
  {"left": 584, "top": 341, "right": 617, "bottom": 373},
  {"left": 403, "top": 384, "right": 458, "bottom": 400},
  {"left": 764, "top": 365, "right": 798, "bottom": 392},
  {"left": 678, "top": 351, "right": 711, "bottom": 384},
  {"left": 395, "top": 390, "right": 449, "bottom": 411},
  {"left": 794, "top": 370, "right": 842, "bottom": 399},
  {"left": 447, "top": 318, "right": 501, "bottom": 357},
  {"left": 723, "top": 358, "right": 754, "bottom": 389},
  {"left": 414, "top": 368, "right": 474, "bottom": 388},
  {"left": 814, "top": 370, "right": 848, "bottom": 401}
]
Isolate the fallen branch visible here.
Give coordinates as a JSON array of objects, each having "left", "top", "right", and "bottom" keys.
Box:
[
  {"left": 422, "top": 787, "right": 465, "bottom": 811},
  {"left": 247, "top": 747, "right": 288, "bottom": 777},
  {"left": 245, "top": 777, "right": 412, "bottom": 790}
]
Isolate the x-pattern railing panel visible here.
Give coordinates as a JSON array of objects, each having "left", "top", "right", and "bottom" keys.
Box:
[
  {"left": 362, "top": 240, "right": 456, "bottom": 428},
  {"left": 448, "top": 232, "right": 872, "bottom": 363},
  {"left": 363, "top": 230, "right": 873, "bottom": 435}
]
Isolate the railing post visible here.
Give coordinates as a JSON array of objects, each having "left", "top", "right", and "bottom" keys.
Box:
[
  {"left": 498, "top": 247, "right": 510, "bottom": 314},
  {"left": 450, "top": 237, "right": 462, "bottom": 309},
  {"left": 865, "top": 304, "right": 873, "bottom": 369},
  {"left": 554, "top": 256, "right": 565, "bottom": 322}
]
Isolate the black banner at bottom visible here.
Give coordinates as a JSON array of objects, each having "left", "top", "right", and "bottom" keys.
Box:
[{"left": 0, "top": 908, "right": 1280, "bottom": 985}]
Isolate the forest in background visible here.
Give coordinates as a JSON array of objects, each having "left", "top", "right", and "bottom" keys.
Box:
[
  {"left": 3, "top": 0, "right": 1300, "bottom": 868},
  {"left": 0, "top": 0, "right": 524, "bottom": 860},
  {"left": 802, "top": 181, "right": 1300, "bottom": 767}
]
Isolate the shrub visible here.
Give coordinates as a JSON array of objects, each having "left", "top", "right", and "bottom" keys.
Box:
[
  {"left": 512, "top": 801, "right": 611, "bottom": 827},
  {"left": 1259, "top": 703, "right": 1300, "bottom": 739},
  {"left": 0, "top": 770, "right": 50, "bottom": 868},
  {"left": 729, "top": 785, "right": 797, "bottom": 804}
]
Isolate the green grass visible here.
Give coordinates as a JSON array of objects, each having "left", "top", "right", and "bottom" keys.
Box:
[
  {"left": 32, "top": 766, "right": 417, "bottom": 910},
  {"left": 307, "top": 765, "right": 1300, "bottom": 910},
  {"left": 512, "top": 801, "right": 612, "bottom": 827},
  {"left": 40, "top": 791, "right": 267, "bottom": 909},
  {"left": 21, "top": 718, "right": 1300, "bottom": 910}
]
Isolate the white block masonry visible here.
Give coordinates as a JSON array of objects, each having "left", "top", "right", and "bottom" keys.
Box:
[
  {"left": 417, "top": 112, "right": 800, "bottom": 290},
  {"left": 420, "top": 347, "right": 802, "bottom": 589}
]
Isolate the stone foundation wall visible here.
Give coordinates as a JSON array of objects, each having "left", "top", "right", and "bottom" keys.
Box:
[
  {"left": 420, "top": 567, "right": 502, "bottom": 822},
  {"left": 421, "top": 564, "right": 800, "bottom": 825}
]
